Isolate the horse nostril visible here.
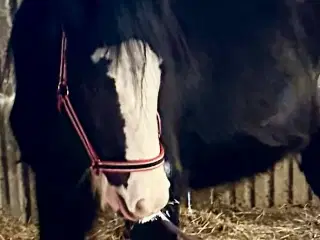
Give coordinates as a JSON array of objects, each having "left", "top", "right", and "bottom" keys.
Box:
[
  {"left": 136, "top": 199, "right": 144, "bottom": 211},
  {"left": 134, "top": 199, "right": 150, "bottom": 216}
]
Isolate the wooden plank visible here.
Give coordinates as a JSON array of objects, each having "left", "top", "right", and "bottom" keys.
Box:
[
  {"left": 221, "top": 187, "right": 234, "bottom": 205},
  {"left": 292, "top": 158, "right": 309, "bottom": 205},
  {"left": 273, "top": 158, "right": 290, "bottom": 206},
  {"left": 208, "top": 188, "right": 214, "bottom": 205},
  {"left": 6, "top": 99, "right": 26, "bottom": 220},
  {"left": 4, "top": 104, "right": 21, "bottom": 217},
  {"left": 0, "top": 105, "right": 8, "bottom": 210},
  {"left": 234, "top": 178, "right": 252, "bottom": 208},
  {"left": 311, "top": 190, "right": 320, "bottom": 207},
  {"left": 191, "top": 188, "right": 213, "bottom": 209},
  {"left": 0, "top": 102, "right": 4, "bottom": 209},
  {"left": 0, "top": 0, "right": 12, "bottom": 212},
  {"left": 17, "top": 161, "right": 26, "bottom": 221},
  {"left": 0, "top": 118, "right": 4, "bottom": 209},
  {"left": 28, "top": 168, "right": 38, "bottom": 222},
  {"left": 254, "top": 171, "right": 272, "bottom": 208}
]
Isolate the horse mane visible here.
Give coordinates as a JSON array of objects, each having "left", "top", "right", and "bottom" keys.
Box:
[
  {"left": 48, "top": 0, "right": 196, "bottom": 114},
  {"left": 109, "top": 0, "right": 198, "bottom": 95}
]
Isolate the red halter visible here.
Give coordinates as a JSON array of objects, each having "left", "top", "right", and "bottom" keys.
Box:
[{"left": 56, "top": 31, "right": 165, "bottom": 174}]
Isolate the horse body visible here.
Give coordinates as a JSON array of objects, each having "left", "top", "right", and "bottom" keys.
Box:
[
  {"left": 6, "top": 0, "right": 320, "bottom": 239},
  {"left": 172, "top": 0, "right": 320, "bottom": 190}
]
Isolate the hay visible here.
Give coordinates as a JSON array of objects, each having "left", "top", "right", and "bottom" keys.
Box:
[
  {"left": 1, "top": 205, "right": 320, "bottom": 240},
  {"left": 0, "top": 210, "right": 38, "bottom": 240}
]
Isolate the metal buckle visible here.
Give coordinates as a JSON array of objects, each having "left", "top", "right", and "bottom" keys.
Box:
[{"left": 57, "top": 81, "right": 69, "bottom": 97}]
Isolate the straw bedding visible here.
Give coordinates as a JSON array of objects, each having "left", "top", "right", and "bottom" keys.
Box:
[{"left": 1, "top": 204, "right": 320, "bottom": 240}]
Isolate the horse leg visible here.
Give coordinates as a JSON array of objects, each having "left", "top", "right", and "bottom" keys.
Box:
[
  {"left": 300, "top": 129, "right": 320, "bottom": 198},
  {"left": 124, "top": 161, "right": 180, "bottom": 240},
  {"left": 34, "top": 170, "right": 97, "bottom": 240}
]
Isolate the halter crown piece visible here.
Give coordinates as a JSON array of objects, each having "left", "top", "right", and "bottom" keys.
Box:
[{"left": 56, "top": 31, "right": 165, "bottom": 174}]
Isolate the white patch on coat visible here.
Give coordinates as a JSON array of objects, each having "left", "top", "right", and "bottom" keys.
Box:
[{"left": 90, "top": 39, "right": 170, "bottom": 219}]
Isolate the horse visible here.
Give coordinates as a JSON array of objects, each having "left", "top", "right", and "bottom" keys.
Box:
[
  {"left": 5, "top": 0, "right": 182, "bottom": 239},
  {"left": 4, "top": 0, "right": 320, "bottom": 239}
]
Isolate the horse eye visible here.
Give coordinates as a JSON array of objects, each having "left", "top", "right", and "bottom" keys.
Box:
[{"left": 105, "top": 59, "right": 112, "bottom": 65}]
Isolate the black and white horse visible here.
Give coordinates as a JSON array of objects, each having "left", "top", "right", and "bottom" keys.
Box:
[{"left": 4, "top": 0, "right": 320, "bottom": 239}]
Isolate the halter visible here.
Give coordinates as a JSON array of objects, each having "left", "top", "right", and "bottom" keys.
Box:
[
  {"left": 56, "top": 30, "right": 202, "bottom": 240},
  {"left": 56, "top": 31, "right": 165, "bottom": 174}
]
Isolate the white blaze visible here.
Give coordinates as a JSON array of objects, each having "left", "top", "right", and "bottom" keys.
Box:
[{"left": 91, "top": 39, "right": 170, "bottom": 219}]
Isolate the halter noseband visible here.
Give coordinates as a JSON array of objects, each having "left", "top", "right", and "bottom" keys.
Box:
[{"left": 56, "top": 31, "right": 165, "bottom": 174}]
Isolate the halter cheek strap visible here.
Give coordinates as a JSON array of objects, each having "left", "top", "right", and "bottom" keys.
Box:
[{"left": 57, "top": 31, "right": 165, "bottom": 174}]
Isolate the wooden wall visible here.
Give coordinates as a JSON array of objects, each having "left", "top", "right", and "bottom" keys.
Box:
[{"left": 191, "top": 156, "right": 319, "bottom": 209}]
